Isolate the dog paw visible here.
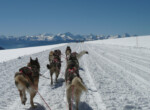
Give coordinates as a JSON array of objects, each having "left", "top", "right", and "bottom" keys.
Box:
[
  {"left": 22, "top": 98, "right": 27, "bottom": 105},
  {"left": 31, "top": 105, "right": 37, "bottom": 109},
  {"left": 47, "top": 64, "right": 50, "bottom": 69}
]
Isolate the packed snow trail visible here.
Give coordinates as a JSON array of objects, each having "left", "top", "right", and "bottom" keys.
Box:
[
  {"left": 1, "top": 43, "right": 150, "bottom": 110},
  {"left": 83, "top": 43, "right": 150, "bottom": 110},
  {"left": 0, "top": 43, "right": 104, "bottom": 110}
]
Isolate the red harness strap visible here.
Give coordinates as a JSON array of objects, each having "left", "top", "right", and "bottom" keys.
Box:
[
  {"left": 19, "top": 67, "right": 33, "bottom": 76},
  {"left": 52, "top": 58, "right": 59, "bottom": 63},
  {"left": 19, "top": 70, "right": 23, "bottom": 74},
  {"left": 54, "top": 58, "right": 58, "bottom": 62},
  {"left": 67, "top": 67, "right": 77, "bottom": 83},
  {"left": 28, "top": 67, "right": 32, "bottom": 70},
  {"left": 68, "top": 67, "right": 76, "bottom": 73}
]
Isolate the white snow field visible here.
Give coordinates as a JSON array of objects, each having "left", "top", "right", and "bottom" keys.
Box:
[
  {"left": 0, "top": 35, "right": 150, "bottom": 110},
  {"left": 87, "top": 35, "right": 150, "bottom": 48},
  {"left": 0, "top": 43, "right": 66, "bottom": 63}
]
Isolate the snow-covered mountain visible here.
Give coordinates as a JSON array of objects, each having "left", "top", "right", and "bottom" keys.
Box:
[
  {"left": 0, "top": 32, "right": 136, "bottom": 49},
  {"left": 0, "top": 46, "right": 4, "bottom": 50},
  {"left": 0, "top": 32, "right": 135, "bottom": 41}
]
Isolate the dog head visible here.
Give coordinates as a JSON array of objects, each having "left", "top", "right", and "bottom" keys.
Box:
[
  {"left": 66, "top": 46, "right": 71, "bottom": 52},
  {"left": 53, "top": 49, "right": 61, "bottom": 56},
  {"left": 66, "top": 46, "right": 71, "bottom": 50},
  {"left": 68, "top": 52, "right": 78, "bottom": 61},
  {"left": 57, "top": 49, "right": 61, "bottom": 55},
  {"left": 28, "top": 57, "right": 40, "bottom": 70},
  {"left": 50, "top": 51, "right": 54, "bottom": 56}
]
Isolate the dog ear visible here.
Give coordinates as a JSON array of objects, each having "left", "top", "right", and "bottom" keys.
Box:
[
  {"left": 86, "top": 51, "right": 88, "bottom": 54},
  {"left": 47, "top": 64, "right": 50, "bottom": 69},
  {"left": 36, "top": 57, "right": 38, "bottom": 61},
  {"left": 30, "top": 57, "right": 33, "bottom": 62}
]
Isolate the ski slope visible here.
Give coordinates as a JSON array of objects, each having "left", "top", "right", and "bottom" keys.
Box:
[{"left": 0, "top": 36, "right": 150, "bottom": 110}]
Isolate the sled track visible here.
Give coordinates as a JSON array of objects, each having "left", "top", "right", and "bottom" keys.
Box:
[
  {"left": 1, "top": 43, "right": 150, "bottom": 110},
  {"left": 85, "top": 43, "right": 150, "bottom": 110}
]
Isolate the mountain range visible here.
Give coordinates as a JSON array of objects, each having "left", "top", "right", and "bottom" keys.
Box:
[
  {"left": 0, "top": 47, "right": 4, "bottom": 50},
  {"left": 0, "top": 32, "right": 137, "bottom": 49}
]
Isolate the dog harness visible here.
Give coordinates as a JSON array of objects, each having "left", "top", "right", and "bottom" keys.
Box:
[
  {"left": 51, "top": 58, "right": 61, "bottom": 71},
  {"left": 68, "top": 67, "right": 76, "bottom": 73},
  {"left": 19, "top": 67, "right": 32, "bottom": 75},
  {"left": 54, "top": 50, "right": 61, "bottom": 57},
  {"left": 67, "top": 67, "right": 77, "bottom": 83},
  {"left": 52, "top": 58, "right": 59, "bottom": 63},
  {"left": 19, "top": 67, "right": 34, "bottom": 83}
]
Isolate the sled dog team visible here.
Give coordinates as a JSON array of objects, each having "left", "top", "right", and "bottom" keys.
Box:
[{"left": 14, "top": 46, "right": 88, "bottom": 110}]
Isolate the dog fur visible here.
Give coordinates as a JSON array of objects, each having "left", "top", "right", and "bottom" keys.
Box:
[
  {"left": 65, "top": 46, "right": 72, "bottom": 60},
  {"left": 14, "top": 57, "right": 40, "bottom": 108},
  {"left": 65, "top": 52, "right": 79, "bottom": 82},
  {"left": 76, "top": 50, "right": 88, "bottom": 60},
  {"left": 49, "top": 51, "right": 54, "bottom": 63},
  {"left": 47, "top": 50, "right": 61, "bottom": 85},
  {"left": 65, "top": 52, "right": 87, "bottom": 110},
  {"left": 66, "top": 77, "right": 87, "bottom": 110}
]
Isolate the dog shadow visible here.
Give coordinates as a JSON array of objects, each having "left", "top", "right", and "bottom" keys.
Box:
[
  {"left": 79, "top": 102, "right": 93, "bottom": 110},
  {"left": 52, "top": 78, "right": 65, "bottom": 89},
  {"left": 72, "top": 102, "right": 93, "bottom": 110},
  {"left": 26, "top": 102, "right": 46, "bottom": 110}
]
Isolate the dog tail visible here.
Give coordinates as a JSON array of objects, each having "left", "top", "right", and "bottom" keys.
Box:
[
  {"left": 71, "top": 77, "right": 87, "bottom": 92},
  {"left": 47, "top": 64, "right": 51, "bottom": 69},
  {"left": 77, "top": 50, "right": 88, "bottom": 60},
  {"left": 15, "top": 72, "right": 30, "bottom": 89}
]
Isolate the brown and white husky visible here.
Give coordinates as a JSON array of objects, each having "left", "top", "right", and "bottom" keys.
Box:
[
  {"left": 49, "top": 51, "right": 54, "bottom": 63},
  {"left": 47, "top": 50, "right": 61, "bottom": 85},
  {"left": 66, "top": 77, "right": 87, "bottom": 110},
  {"left": 65, "top": 46, "right": 72, "bottom": 60},
  {"left": 14, "top": 57, "right": 40, "bottom": 108},
  {"left": 65, "top": 52, "right": 87, "bottom": 110}
]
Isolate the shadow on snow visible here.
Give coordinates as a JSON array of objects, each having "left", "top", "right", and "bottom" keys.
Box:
[
  {"left": 52, "top": 78, "right": 65, "bottom": 89},
  {"left": 72, "top": 102, "right": 93, "bottom": 110},
  {"left": 26, "top": 102, "right": 46, "bottom": 110}
]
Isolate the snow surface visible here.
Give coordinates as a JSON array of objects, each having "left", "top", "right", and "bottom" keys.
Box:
[
  {"left": 0, "top": 35, "right": 150, "bottom": 110},
  {"left": 0, "top": 43, "right": 66, "bottom": 63},
  {"left": 87, "top": 35, "right": 150, "bottom": 48}
]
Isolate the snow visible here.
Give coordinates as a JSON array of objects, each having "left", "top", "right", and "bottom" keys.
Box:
[
  {"left": 0, "top": 35, "right": 150, "bottom": 110},
  {"left": 87, "top": 35, "right": 150, "bottom": 48},
  {"left": 0, "top": 43, "right": 66, "bottom": 63}
]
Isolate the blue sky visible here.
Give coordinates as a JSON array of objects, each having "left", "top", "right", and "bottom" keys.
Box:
[{"left": 0, "top": 0, "right": 150, "bottom": 36}]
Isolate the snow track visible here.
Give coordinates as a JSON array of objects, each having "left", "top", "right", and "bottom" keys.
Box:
[
  {"left": 0, "top": 43, "right": 150, "bottom": 110},
  {"left": 85, "top": 43, "right": 150, "bottom": 110}
]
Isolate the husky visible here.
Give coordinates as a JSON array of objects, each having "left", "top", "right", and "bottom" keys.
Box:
[
  {"left": 49, "top": 51, "right": 54, "bottom": 63},
  {"left": 65, "top": 51, "right": 88, "bottom": 82},
  {"left": 53, "top": 49, "right": 61, "bottom": 61},
  {"left": 65, "top": 46, "right": 72, "bottom": 60},
  {"left": 65, "top": 52, "right": 87, "bottom": 110},
  {"left": 14, "top": 57, "right": 40, "bottom": 108},
  {"left": 67, "top": 77, "right": 87, "bottom": 110},
  {"left": 65, "top": 52, "right": 79, "bottom": 81},
  {"left": 47, "top": 50, "right": 61, "bottom": 85}
]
